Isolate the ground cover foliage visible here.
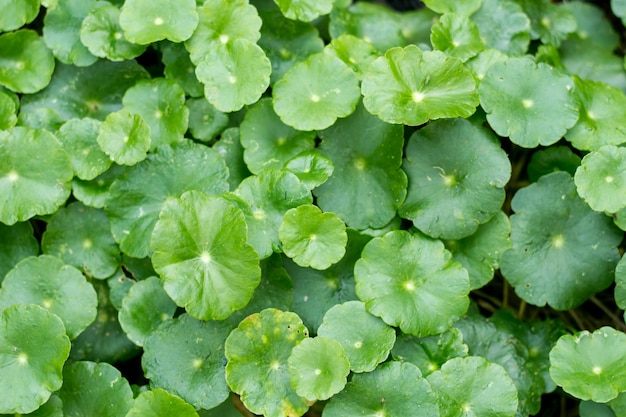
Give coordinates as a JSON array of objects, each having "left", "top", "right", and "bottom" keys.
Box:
[{"left": 2, "top": 0, "right": 626, "bottom": 415}]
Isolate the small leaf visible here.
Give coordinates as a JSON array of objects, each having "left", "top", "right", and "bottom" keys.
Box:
[
  {"left": 324, "top": 34, "right": 379, "bottom": 80},
  {"left": 422, "top": 0, "right": 482, "bottom": 14},
  {"left": 97, "top": 110, "right": 151, "bottom": 165},
  {"left": 186, "top": 97, "right": 228, "bottom": 142},
  {"left": 550, "top": 327, "right": 626, "bottom": 403},
  {"left": 279, "top": 205, "right": 347, "bottom": 270},
  {"left": 274, "top": 0, "right": 333, "bottom": 22},
  {"left": 0, "top": 304, "right": 70, "bottom": 414},
  {"left": 150, "top": 191, "right": 261, "bottom": 320},
  {"left": 527, "top": 146, "right": 581, "bottom": 182},
  {"left": 431, "top": 13, "right": 485, "bottom": 62},
  {"left": 285, "top": 151, "right": 334, "bottom": 190},
  {"left": 361, "top": 45, "right": 479, "bottom": 126},
  {"left": 272, "top": 52, "right": 360, "bottom": 131},
  {"left": 56, "top": 118, "right": 111, "bottom": 181},
  {"left": 472, "top": 0, "right": 530, "bottom": 55},
  {"left": 0, "top": 222, "right": 38, "bottom": 282},
  {"left": 0, "top": 30, "right": 55, "bottom": 94},
  {"left": 288, "top": 336, "right": 350, "bottom": 401},
  {"left": 354, "top": 230, "right": 470, "bottom": 337},
  {"left": 0, "top": 0, "right": 40, "bottom": 32},
  {"left": 225, "top": 309, "right": 310, "bottom": 417},
  {"left": 516, "top": 0, "right": 576, "bottom": 46},
  {"left": 119, "top": 0, "right": 198, "bottom": 44},
  {"left": 126, "top": 389, "right": 199, "bottom": 417},
  {"left": 72, "top": 163, "right": 125, "bottom": 209},
  {"left": 142, "top": 314, "right": 232, "bottom": 410},
  {"left": 161, "top": 42, "right": 203, "bottom": 98},
  {"left": 575, "top": 145, "right": 626, "bottom": 213}
]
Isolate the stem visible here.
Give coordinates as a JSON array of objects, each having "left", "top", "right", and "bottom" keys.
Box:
[
  {"left": 518, "top": 300, "right": 526, "bottom": 319},
  {"left": 589, "top": 296, "right": 626, "bottom": 332}
]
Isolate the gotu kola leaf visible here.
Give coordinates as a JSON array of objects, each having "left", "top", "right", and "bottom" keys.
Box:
[
  {"left": 0, "top": 29, "right": 55, "bottom": 94},
  {"left": 97, "top": 110, "right": 151, "bottom": 165},
  {"left": 126, "top": 389, "right": 198, "bottom": 417},
  {"left": 56, "top": 117, "right": 111, "bottom": 181},
  {"left": 274, "top": 0, "right": 334, "bottom": 22},
  {"left": 574, "top": 145, "right": 626, "bottom": 214},
  {"left": 119, "top": 0, "right": 198, "bottom": 44},
  {"left": 430, "top": 13, "right": 485, "bottom": 62},
  {"left": 150, "top": 191, "right": 261, "bottom": 321},
  {"left": 0, "top": 0, "right": 40, "bottom": 32}
]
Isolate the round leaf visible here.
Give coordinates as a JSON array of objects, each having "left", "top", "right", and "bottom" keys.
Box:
[
  {"left": 317, "top": 300, "right": 396, "bottom": 373},
  {"left": 42, "top": 202, "right": 120, "bottom": 279},
  {"left": 225, "top": 308, "right": 309, "bottom": 417},
  {"left": 0, "top": 304, "right": 70, "bottom": 414},
  {"left": 285, "top": 151, "right": 334, "bottom": 190},
  {"left": 97, "top": 110, "right": 151, "bottom": 165},
  {"left": 0, "top": 30, "right": 55, "bottom": 94},
  {"left": 575, "top": 145, "right": 626, "bottom": 213},
  {"left": 142, "top": 314, "right": 232, "bottom": 410},
  {"left": 0, "top": 255, "right": 97, "bottom": 339},
  {"left": 0, "top": 222, "right": 38, "bottom": 282},
  {"left": 279, "top": 205, "right": 347, "bottom": 270},
  {"left": 500, "top": 171, "right": 622, "bottom": 310},
  {"left": 527, "top": 146, "right": 581, "bottom": 183},
  {"left": 323, "top": 361, "right": 439, "bottom": 417},
  {"left": 0, "top": 126, "right": 72, "bottom": 225},
  {"left": 118, "top": 276, "right": 177, "bottom": 347},
  {"left": 400, "top": 118, "right": 511, "bottom": 240},
  {"left": 72, "top": 163, "right": 125, "bottom": 209},
  {"left": 354, "top": 230, "right": 470, "bottom": 337},
  {"left": 274, "top": 0, "right": 333, "bottom": 22},
  {"left": 56, "top": 118, "right": 111, "bottom": 181},
  {"left": 472, "top": 0, "right": 531, "bottom": 56},
  {"left": 426, "top": 356, "right": 519, "bottom": 417},
  {"left": 288, "top": 336, "right": 350, "bottom": 401},
  {"left": 150, "top": 191, "right": 261, "bottom": 320},
  {"left": 186, "top": 97, "right": 228, "bottom": 142},
  {"left": 550, "top": 327, "right": 626, "bottom": 403},
  {"left": 272, "top": 52, "right": 360, "bottom": 131},
  {"left": 518, "top": 0, "right": 576, "bottom": 46},
  {"left": 0, "top": 0, "right": 40, "bottom": 32},
  {"left": 431, "top": 13, "right": 485, "bottom": 62},
  {"left": 126, "top": 389, "right": 199, "bottom": 417},
  {"left": 479, "top": 56, "right": 579, "bottom": 148},
  {"left": 58, "top": 361, "right": 133, "bottom": 417},
  {"left": 361, "top": 46, "right": 479, "bottom": 126},
  {"left": 119, "top": 0, "right": 198, "bottom": 44},
  {"left": 324, "top": 34, "right": 379, "bottom": 80}
]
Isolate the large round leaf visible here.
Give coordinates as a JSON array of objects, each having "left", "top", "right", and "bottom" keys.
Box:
[
  {"left": 119, "top": 0, "right": 198, "bottom": 44},
  {"left": 500, "top": 171, "right": 622, "bottom": 310},
  {"left": 0, "top": 126, "right": 72, "bottom": 225},
  {"left": 58, "top": 361, "right": 133, "bottom": 417},
  {"left": 97, "top": 110, "right": 151, "bottom": 165},
  {"left": 56, "top": 118, "right": 111, "bottom": 181},
  {"left": 354, "top": 230, "right": 470, "bottom": 337},
  {"left": 323, "top": 361, "right": 438, "bottom": 417},
  {"left": 479, "top": 56, "right": 579, "bottom": 148},
  {"left": 104, "top": 141, "right": 229, "bottom": 258},
  {"left": 317, "top": 300, "right": 396, "bottom": 373},
  {"left": 550, "top": 327, "right": 626, "bottom": 403},
  {"left": 126, "top": 389, "right": 199, "bottom": 417},
  {"left": 142, "top": 314, "right": 232, "bottom": 410},
  {"left": 225, "top": 308, "right": 309, "bottom": 417},
  {"left": 150, "top": 191, "right": 261, "bottom": 320},
  {"left": 0, "top": 0, "right": 40, "bottom": 32},
  {"left": 0, "top": 30, "right": 55, "bottom": 94},
  {"left": 0, "top": 255, "right": 97, "bottom": 339},
  {"left": 472, "top": 0, "right": 530, "bottom": 56},
  {"left": 400, "top": 118, "right": 511, "bottom": 240},
  {"left": 574, "top": 145, "right": 626, "bottom": 214},
  {"left": 361, "top": 45, "right": 478, "bottom": 126},
  {"left": 272, "top": 52, "right": 360, "bottom": 131},
  {"left": 426, "top": 356, "right": 519, "bottom": 417},
  {"left": 0, "top": 304, "right": 70, "bottom": 414}
]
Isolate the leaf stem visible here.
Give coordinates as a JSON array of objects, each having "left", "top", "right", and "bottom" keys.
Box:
[{"left": 589, "top": 296, "right": 626, "bottom": 332}]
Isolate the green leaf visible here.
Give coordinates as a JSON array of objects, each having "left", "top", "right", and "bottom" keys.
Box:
[
  {"left": 56, "top": 118, "right": 111, "bottom": 181},
  {"left": 288, "top": 336, "right": 350, "bottom": 401},
  {"left": 58, "top": 361, "right": 133, "bottom": 417},
  {"left": 274, "top": 0, "right": 333, "bottom": 22},
  {"left": 479, "top": 56, "right": 578, "bottom": 148},
  {"left": 465, "top": 48, "right": 508, "bottom": 82},
  {"left": 317, "top": 300, "right": 396, "bottom": 373},
  {"left": 42, "top": 0, "right": 97, "bottom": 66},
  {"left": 361, "top": 46, "right": 479, "bottom": 126},
  {"left": 232, "top": 169, "right": 312, "bottom": 259},
  {"left": 563, "top": 1, "right": 619, "bottom": 51},
  {"left": 0, "top": 30, "right": 55, "bottom": 94},
  {"left": 316, "top": 101, "right": 407, "bottom": 229},
  {"left": 575, "top": 145, "right": 626, "bottom": 213},
  {"left": 431, "top": 13, "right": 485, "bottom": 62},
  {"left": 273, "top": 52, "right": 360, "bottom": 131},
  {"left": 225, "top": 308, "right": 310, "bottom": 417},
  {"left": 615, "top": 255, "right": 626, "bottom": 315},
  {"left": 105, "top": 141, "right": 228, "bottom": 258},
  {"left": 550, "top": 327, "right": 626, "bottom": 403},
  {"left": 195, "top": 39, "right": 271, "bottom": 113},
  {"left": 185, "top": 0, "right": 262, "bottom": 65},
  {"left": 0, "top": 0, "right": 40, "bottom": 32},
  {"left": 0, "top": 126, "right": 73, "bottom": 225},
  {"left": 72, "top": 163, "right": 125, "bottom": 209},
  {"left": 126, "top": 389, "right": 198, "bottom": 417},
  {"left": 0, "top": 222, "right": 38, "bottom": 283},
  {"left": 613, "top": 0, "right": 626, "bottom": 25},
  {"left": 324, "top": 34, "right": 379, "bottom": 80},
  {"left": 142, "top": 314, "right": 232, "bottom": 410},
  {"left": 354, "top": 230, "right": 470, "bottom": 337},
  {"left": 515, "top": 0, "right": 577, "bottom": 46},
  {"left": 0, "top": 304, "right": 70, "bottom": 414},
  {"left": 400, "top": 118, "right": 510, "bottom": 240},
  {"left": 119, "top": 0, "right": 198, "bottom": 44},
  {"left": 609, "top": 392, "right": 626, "bottom": 416},
  {"left": 80, "top": 1, "right": 147, "bottom": 61},
  {"left": 11, "top": 394, "right": 63, "bottom": 417},
  {"left": 472, "top": 0, "right": 530, "bottom": 56},
  {"left": 500, "top": 171, "right": 622, "bottom": 310},
  {"left": 0, "top": 89, "right": 18, "bottom": 130},
  {"left": 279, "top": 205, "right": 347, "bottom": 270},
  {"left": 427, "top": 356, "right": 518, "bottom": 417},
  {"left": 118, "top": 276, "right": 176, "bottom": 346},
  {"left": 42, "top": 202, "right": 120, "bottom": 279},
  {"left": 213, "top": 127, "right": 251, "bottom": 191},
  {"left": 186, "top": 98, "right": 228, "bottom": 142},
  {"left": 285, "top": 151, "right": 334, "bottom": 190},
  {"left": 0, "top": 255, "right": 97, "bottom": 339},
  {"left": 97, "top": 110, "right": 151, "bottom": 165},
  {"left": 161, "top": 42, "right": 203, "bottom": 98},
  {"left": 423, "top": 0, "right": 482, "bottom": 14},
  {"left": 240, "top": 98, "right": 315, "bottom": 174},
  {"left": 527, "top": 146, "right": 581, "bottom": 183},
  {"left": 323, "top": 361, "right": 439, "bottom": 417},
  {"left": 151, "top": 191, "right": 261, "bottom": 320},
  {"left": 566, "top": 78, "right": 626, "bottom": 151},
  {"left": 443, "top": 211, "right": 511, "bottom": 290},
  {"left": 122, "top": 78, "right": 188, "bottom": 150},
  {"left": 392, "top": 328, "right": 468, "bottom": 377}
]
